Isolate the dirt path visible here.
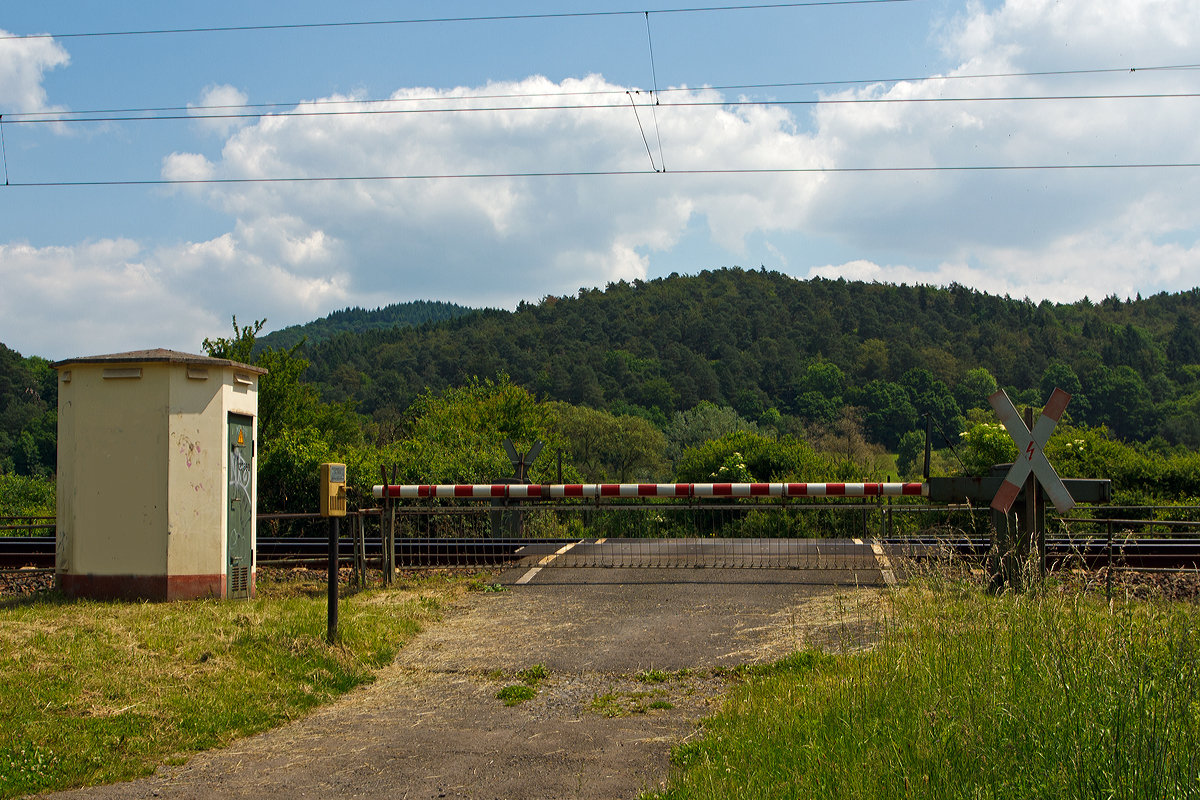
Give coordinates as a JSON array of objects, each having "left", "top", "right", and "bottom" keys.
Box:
[{"left": 48, "top": 569, "right": 885, "bottom": 800}]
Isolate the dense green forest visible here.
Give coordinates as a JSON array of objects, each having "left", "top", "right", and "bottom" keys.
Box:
[
  {"left": 299, "top": 269, "right": 1200, "bottom": 450},
  {"left": 253, "top": 299, "right": 477, "bottom": 354},
  {"left": 0, "top": 343, "right": 57, "bottom": 477},
  {"left": 5, "top": 270, "right": 1200, "bottom": 518}
]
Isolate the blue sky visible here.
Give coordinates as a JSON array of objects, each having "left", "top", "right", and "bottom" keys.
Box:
[{"left": 1, "top": 0, "right": 1199, "bottom": 358}]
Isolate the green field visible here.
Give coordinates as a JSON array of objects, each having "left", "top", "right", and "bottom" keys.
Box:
[
  {"left": 0, "top": 574, "right": 466, "bottom": 798},
  {"left": 650, "top": 582, "right": 1200, "bottom": 800}
]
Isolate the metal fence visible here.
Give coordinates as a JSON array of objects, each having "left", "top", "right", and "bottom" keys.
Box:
[{"left": 7, "top": 503, "right": 1200, "bottom": 577}]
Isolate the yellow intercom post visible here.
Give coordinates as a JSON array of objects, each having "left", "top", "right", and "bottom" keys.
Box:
[
  {"left": 320, "top": 462, "right": 346, "bottom": 643},
  {"left": 320, "top": 463, "right": 347, "bottom": 517}
]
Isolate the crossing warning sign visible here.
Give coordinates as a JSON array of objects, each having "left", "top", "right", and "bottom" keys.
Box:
[{"left": 988, "top": 388, "right": 1075, "bottom": 515}]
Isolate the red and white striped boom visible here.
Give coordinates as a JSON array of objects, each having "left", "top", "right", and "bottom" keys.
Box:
[{"left": 372, "top": 482, "right": 928, "bottom": 500}]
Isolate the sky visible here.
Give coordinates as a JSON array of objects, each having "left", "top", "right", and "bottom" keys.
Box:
[{"left": 1, "top": 0, "right": 1199, "bottom": 359}]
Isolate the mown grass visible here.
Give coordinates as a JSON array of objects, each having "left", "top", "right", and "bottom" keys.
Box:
[
  {"left": 650, "top": 584, "right": 1200, "bottom": 799},
  {"left": 0, "top": 576, "right": 463, "bottom": 798}
]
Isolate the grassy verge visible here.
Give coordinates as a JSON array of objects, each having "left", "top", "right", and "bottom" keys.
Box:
[
  {"left": 0, "top": 574, "right": 467, "bottom": 798},
  {"left": 650, "top": 583, "right": 1200, "bottom": 799}
]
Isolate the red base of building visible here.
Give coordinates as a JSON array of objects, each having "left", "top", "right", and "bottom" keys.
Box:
[{"left": 58, "top": 573, "right": 253, "bottom": 601}]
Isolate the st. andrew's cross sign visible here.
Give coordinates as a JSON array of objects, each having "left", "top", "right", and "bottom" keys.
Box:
[{"left": 987, "top": 388, "right": 1075, "bottom": 515}]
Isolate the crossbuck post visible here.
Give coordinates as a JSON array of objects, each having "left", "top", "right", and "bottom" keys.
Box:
[{"left": 987, "top": 388, "right": 1074, "bottom": 589}]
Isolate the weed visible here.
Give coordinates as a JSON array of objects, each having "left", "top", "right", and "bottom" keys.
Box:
[
  {"left": 590, "top": 692, "right": 624, "bottom": 718},
  {"left": 495, "top": 684, "right": 537, "bottom": 706},
  {"left": 519, "top": 663, "right": 549, "bottom": 685},
  {"left": 590, "top": 688, "right": 670, "bottom": 717},
  {"left": 636, "top": 668, "right": 668, "bottom": 684}
]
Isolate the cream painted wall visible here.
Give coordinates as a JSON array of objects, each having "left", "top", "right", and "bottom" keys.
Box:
[
  {"left": 59, "top": 363, "right": 170, "bottom": 576},
  {"left": 166, "top": 367, "right": 225, "bottom": 578}
]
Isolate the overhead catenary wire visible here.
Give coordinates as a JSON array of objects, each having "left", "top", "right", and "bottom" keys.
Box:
[
  {"left": 6, "top": 91, "right": 1200, "bottom": 126},
  {"left": 627, "top": 92, "right": 660, "bottom": 171},
  {"left": 0, "top": 0, "right": 927, "bottom": 41},
  {"left": 0, "top": 116, "right": 8, "bottom": 185},
  {"left": 4, "top": 162, "right": 1200, "bottom": 188},
  {"left": 645, "top": 12, "right": 666, "bottom": 172},
  {"left": 3, "top": 62, "right": 1196, "bottom": 121}
]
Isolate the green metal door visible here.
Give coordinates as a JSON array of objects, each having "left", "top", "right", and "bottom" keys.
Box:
[{"left": 227, "top": 414, "right": 254, "bottom": 599}]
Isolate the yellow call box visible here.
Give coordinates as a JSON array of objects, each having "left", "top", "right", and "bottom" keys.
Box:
[{"left": 320, "top": 463, "right": 347, "bottom": 517}]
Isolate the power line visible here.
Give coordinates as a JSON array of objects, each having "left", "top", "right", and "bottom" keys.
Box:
[
  {"left": 5, "top": 163, "right": 1200, "bottom": 188},
  {"left": 1, "top": 0, "right": 925, "bottom": 41},
  {"left": 3, "top": 62, "right": 1195, "bottom": 120},
  {"left": 5, "top": 92, "right": 1198, "bottom": 125}
]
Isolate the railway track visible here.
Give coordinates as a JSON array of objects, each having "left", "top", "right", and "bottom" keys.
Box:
[{"left": 5, "top": 535, "right": 1200, "bottom": 571}]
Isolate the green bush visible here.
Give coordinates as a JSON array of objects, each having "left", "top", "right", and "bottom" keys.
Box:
[
  {"left": 0, "top": 473, "right": 55, "bottom": 521},
  {"left": 675, "top": 430, "right": 849, "bottom": 483}
]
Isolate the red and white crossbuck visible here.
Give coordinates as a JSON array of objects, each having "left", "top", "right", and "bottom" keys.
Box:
[{"left": 988, "top": 387, "right": 1075, "bottom": 515}]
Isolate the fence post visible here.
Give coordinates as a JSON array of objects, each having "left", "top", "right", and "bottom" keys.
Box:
[
  {"left": 355, "top": 512, "right": 365, "bottom": 588},
  {"left": 361, "top": 513, "right": 368, "bottom": 587},
  {"left": 1106, "top": 519, "right": 1113, "bottom": 600},
  {"left": 878, "top": 493, "right": 885, "bottom": 541}
]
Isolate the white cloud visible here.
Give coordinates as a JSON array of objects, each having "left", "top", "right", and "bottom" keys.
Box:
[
  {"left": 161, "top": 151, "right": 215, "bottom": 182},
  {"left": 803, "top": 0, "right": 1200, "bottom": 294},
  {"left": 158, "top": 75, "right": 829, "bottom": 310},
  {"left": 188, "top": 84, "right": 250, "bottom": 136},
  {"left": 0, "top": 234, "right": 351, "bottom": 359},
  {"left": 810, "top": 231, "right": 1200, "bottom": 303},
  {"left": 0, "top": 28, "right": 69, "bottom": 116},
  {"left": 141, "top": 0, "right": 1195, "bottom": 325}
]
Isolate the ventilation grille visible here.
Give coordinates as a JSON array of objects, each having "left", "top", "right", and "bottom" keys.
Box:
[{"left": 230, "top": 566, "right": 250, "bottom": 596}]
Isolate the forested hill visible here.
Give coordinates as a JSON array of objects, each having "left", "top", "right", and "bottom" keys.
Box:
[
  {"left": 253, "top": 300, "right": 476, "bottom": 353},
  {"left": 0, "top": 343, "right": 57, "bottom": 476},
  {"left": 301, "top": 269, "right": 1200, "bottom": 449}
]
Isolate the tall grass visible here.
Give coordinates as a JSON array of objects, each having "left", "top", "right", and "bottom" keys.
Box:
[
  {"left": 653, "top": 585, "right": 1200, "bottom": 799},
  {"left": 0, "top": 578, "right": 456, "bottom": 797}
]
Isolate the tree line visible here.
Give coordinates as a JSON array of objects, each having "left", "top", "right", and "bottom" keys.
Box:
[{"left": 297, "top": 269, "right": 1200, "bottom": 451}]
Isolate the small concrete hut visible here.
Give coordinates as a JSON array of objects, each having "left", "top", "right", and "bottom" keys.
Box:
[{"left": 52, "top": 349, "right": 266, "bottom": 601}]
